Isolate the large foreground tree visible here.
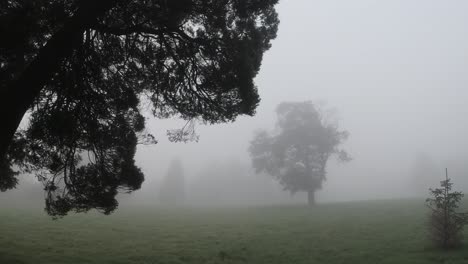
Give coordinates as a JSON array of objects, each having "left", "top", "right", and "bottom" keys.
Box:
[
  {"left": 0, "top": 0, "right": 279, "bottom": 216},
  {"left": 249, "top": 102, "right": 350, "bottom": 206}
]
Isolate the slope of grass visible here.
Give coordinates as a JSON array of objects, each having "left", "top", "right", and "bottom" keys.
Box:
[{"left": 1, "top": 199, "right": 468, "bottom": 264}]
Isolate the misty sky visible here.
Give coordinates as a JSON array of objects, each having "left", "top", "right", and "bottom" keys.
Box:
[{"left": 132, "top": 0, "right": 468, "bottom": 203}]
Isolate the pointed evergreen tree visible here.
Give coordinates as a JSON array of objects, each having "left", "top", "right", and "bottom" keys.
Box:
[{"left": 426, "top": 169, "right": 468, "bottom": 249}]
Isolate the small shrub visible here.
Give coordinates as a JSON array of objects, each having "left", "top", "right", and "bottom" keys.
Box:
[{"left": 426, "top": 169, "right": 468, "bottom": 249}]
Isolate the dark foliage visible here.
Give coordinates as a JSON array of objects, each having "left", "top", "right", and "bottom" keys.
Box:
[
  {"left": 249, "top": 102, "right": 350, "bottom": 205},
  {"left": 426, "top": 170, "right": 468, "bottom": 249},
  {"left": 0, "top": 0, "right": 279, "bottom": 217}
]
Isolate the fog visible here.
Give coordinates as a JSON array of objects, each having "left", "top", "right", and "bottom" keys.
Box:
[{"left": 4, "top": 0, "right": 468, "bottom": 208}]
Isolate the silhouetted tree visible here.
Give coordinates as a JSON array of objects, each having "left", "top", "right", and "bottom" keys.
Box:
[
  {"left": 249, "top": 102, "right": 350, "bottom": 206},
  {"left": 0, "top": 0, "right": 279, "bottom": 216},
  {"left": 426, "top": 169, "right": 468, "bottom": 249},
  {"left": 158, "top": 158, "right": 185, "bottom": 205}
]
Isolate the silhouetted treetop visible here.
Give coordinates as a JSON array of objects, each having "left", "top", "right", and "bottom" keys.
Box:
[{"left": 0, "top": 0, "right": 279, "bottom": 217}]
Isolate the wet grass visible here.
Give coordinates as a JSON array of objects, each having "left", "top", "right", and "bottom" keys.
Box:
[{"left": 1, "top": 199, "right": 468, "bottom": 264}]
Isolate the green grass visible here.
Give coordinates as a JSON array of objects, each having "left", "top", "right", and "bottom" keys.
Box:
[{"left": 1, "top": 199, "right": 468, "bottom": 264}]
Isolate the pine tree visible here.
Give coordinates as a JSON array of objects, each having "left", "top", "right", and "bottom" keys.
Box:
[{"left": 426, "top": 169, "right": 468, "bottom": 249}]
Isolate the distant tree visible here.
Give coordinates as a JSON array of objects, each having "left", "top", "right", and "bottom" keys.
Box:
[
  {"left": 188, "top": 159, "right": 302, "bottom": 206},
  {"left": 158, "top": 159, "right": 185, "bottom": 205},
  {"left": 426, "top": 169, "right": 468, "bottom": 249},
  {"left": 0, "top": 0, "right": 279, "bottom": 216},
  {"left": 410, "top": 153, "right": 439, "bottom": 196},
  {"left": 249, "top": 102, "right": 350, "bottom": 206}
]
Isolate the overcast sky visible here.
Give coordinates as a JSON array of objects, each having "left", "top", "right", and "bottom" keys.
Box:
[{"left": 133, "top": 0, "right": 468, "bottom": 203}]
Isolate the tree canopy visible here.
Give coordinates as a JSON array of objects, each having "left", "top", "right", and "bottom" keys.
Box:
[
  {"left": 0, "top": 0, "right": 279, "bottom": 216},
  {"left": 249, "top": 101, "right": 350, "bottom": 205}
]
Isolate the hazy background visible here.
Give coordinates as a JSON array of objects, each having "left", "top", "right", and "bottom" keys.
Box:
[{"left": 4, "top": 0, "right": 468, "bottom": 208}]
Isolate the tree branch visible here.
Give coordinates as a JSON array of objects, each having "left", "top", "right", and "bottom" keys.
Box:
[{"left": 0, "top": 0, "right": 117, "bottom": 164}]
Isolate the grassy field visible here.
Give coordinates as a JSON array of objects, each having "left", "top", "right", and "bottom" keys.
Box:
[{"left": 1, "top": 199, "right": 468, "bottom": 264}]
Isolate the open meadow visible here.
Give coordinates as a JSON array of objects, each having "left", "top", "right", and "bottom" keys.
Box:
[{"left": 1, "top": 199, "right": 468, "bottom": 264}]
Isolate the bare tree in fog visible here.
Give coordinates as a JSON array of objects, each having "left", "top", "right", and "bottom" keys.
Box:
[
  {"left": 158, "top": 158, "right": 185, "bottom": 206},
  {"left": 249, "top": 102, "right": 350, "bottom": 206},
  {"left": 0, "top": 0, "right": 279, "bottom": 216}
]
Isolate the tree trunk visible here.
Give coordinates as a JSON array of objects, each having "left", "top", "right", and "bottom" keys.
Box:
[
  {"left": 307, "top": 190, "right": 315, "bottom": 206},
  {"left": 0, "top": 0, "right": 116, "bottom": 166}
]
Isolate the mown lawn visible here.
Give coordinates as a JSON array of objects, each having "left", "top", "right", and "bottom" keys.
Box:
[{"left": 1, "top": 199, "right": 468, "bottom": 264}]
